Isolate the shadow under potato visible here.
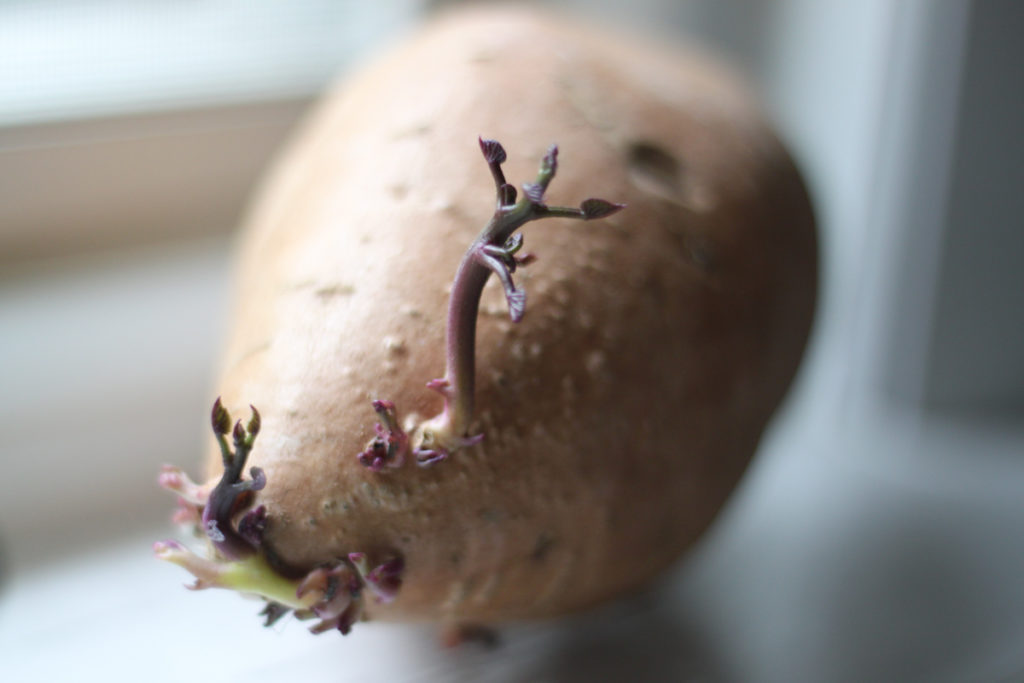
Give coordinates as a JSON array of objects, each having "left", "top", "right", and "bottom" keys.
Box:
[{"left": 377, "top": 576, "right": 729, "bottom": 683}]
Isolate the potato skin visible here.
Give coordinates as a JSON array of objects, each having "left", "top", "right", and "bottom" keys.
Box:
[{"left": 208, "top": 6, "right": 816, "bottom": 623}]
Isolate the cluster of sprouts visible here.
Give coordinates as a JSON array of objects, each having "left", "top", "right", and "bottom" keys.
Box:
[
  {"left": 157, "top": 138, "right": 622, "bottom": 636},
  {"left": 157, "top": 400, "right": 404, "bottom": 635}
]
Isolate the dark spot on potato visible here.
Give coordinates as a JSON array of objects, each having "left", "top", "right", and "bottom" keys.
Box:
[
  {"left": 468, "top": 50, "right": 497, "bottom": 64},
  {"left": 685, "top": 236, "right": 716, "bottom": 272},
  {"left": 531, "top": 533, "right": 555, "bottom": 562},
  {"left": 392, "top": 123, "right": 433, "bottom": 139},
  {"left": 627, "top": 141, "right": 684, "bottom": 201},
  {"left": 315, "top": 283, "right": 356, "bottom": 299},
  {"left": 448, "top": 623, "right": 500, "bottom": 648}
]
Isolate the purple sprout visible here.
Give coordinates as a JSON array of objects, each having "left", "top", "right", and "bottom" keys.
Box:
[
  {"left": 157, "top": 399, "right": 266, "bottom": 557},
  {"left": 201, "top": 398, "right": 267, "bottom": 559},
  {"left": 158, "top": 398, "right": 409, "bottom": 637},
  {"left": 360, "top": 138, "right": 624, "bottom": 470},
  {"left": 295, "top": 563, "right": 363, "bottom": 633},
  {"left": 266, "top": 553, "right": 405, "bottom": 634},
  {"left": 356, "top": 399, "right": 409, "bottom": 471},
  {"left": 350, "top": 553, "right": 405, "bottom": 604}
]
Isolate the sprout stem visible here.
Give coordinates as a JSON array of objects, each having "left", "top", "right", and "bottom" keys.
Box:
[{"left": 408, "top": 139, "right": 624, "bottom": 464}]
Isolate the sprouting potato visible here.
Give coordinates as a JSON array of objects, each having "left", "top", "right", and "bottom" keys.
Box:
[{"left": 157, "top": 6, "right": 817, "bottom": 640}]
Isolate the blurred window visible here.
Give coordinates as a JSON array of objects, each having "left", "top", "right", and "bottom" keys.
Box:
[
  {"left": 0, "top": 0, "right": 423, "bottom": 126},
  {"left": 0, "top": 0, "right": 425, "bottom": 262}
]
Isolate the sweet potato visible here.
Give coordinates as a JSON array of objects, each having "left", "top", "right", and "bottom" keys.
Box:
[{"left": 157, "top": 6, "right": 816, "bottom": 637}]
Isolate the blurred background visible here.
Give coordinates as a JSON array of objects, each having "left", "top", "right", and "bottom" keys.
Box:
[{"left": 1, "top": 1, "right": 1021, "bottom": 681}]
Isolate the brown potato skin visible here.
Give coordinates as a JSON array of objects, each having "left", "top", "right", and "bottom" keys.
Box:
[{"left": 208, "top": 6, "right": 817, "bottom": 623}]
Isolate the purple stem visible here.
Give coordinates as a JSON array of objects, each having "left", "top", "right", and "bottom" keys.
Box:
[
  {"left": 441, "top": 202, "right": 536, "bottom": 435},
  {"left": 403, "top": 139, "right": 623, "bottom": 462},
  {"left": 435, "top": 139, "right": 623, "bottom": 440},
  {"left": 203, "top": 400, "right": 265, "bottom": 559}
]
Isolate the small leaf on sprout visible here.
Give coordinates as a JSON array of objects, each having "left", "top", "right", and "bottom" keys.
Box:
[
  {"left": 232, "top": 420, "right": 246, "bottom": 448},
  {"left": 347, "top": 552, "right": 368, "bottom": 573},
  {"left": 522, "top": 182, "right": 544, "bottom": 204},
  {"left": 541, "top": 144, "right": 559, "bottom": 176},
  {"left": 478, "top": 137, "right": 507, "bottom": 164},
  {"left": 337, "top": 603, "right": 361, "bottom": 635},
  {"left": 580, "top": 198, "right": 625, "bottom": 220},
  {"left": 506, "top": 288, "right": 527, "bottom": 323},
  {"left": 247, "top": 405, "right": 261, "bottom": 436},
  {"left": 261, "top": 602, "right": 290, "bottom": 627},
  {"left": 211, "top": 397, "right": 231, "bottom": 435},
  {"left": 248, "top": 467, "right": 267, "bottom": 491},
  {"left": 365, "top": 557, "right": 405, "bottom": 603},
  {"left": 416, "top": 449, "right": 448, "bottom": 467},
  {"left": 505, "top": 233, "right": 524, "bottom": 253}
]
